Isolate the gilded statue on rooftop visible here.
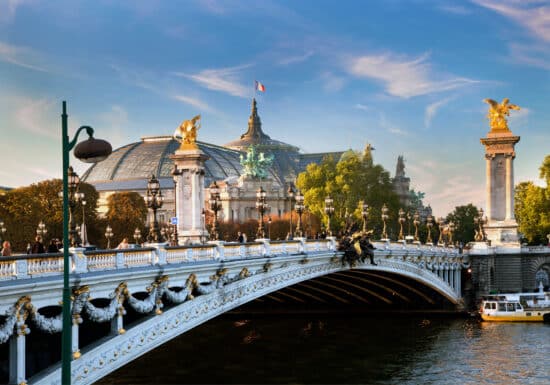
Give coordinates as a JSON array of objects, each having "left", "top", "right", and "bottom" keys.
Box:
[
  {"left": 240, "top": 145, "right": 274, "bottom": 179},
  {"left": 483, "top": 98, "right": 520, "bottom": 133},
  {"left": 174, "top": 114, "right": 201, "bottom": 150}
]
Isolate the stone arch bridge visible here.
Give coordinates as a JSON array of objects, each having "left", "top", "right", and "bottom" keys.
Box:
[{"left": 0, "top": 238, "right": 467, "bottom": 385}]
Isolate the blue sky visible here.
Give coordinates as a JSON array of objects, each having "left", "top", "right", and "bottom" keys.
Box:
[{"left": 0, "top": 0, "right": 548, "bottom": 215}]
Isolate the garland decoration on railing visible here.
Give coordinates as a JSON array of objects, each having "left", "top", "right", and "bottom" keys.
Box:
[
  {"left": 31, "top": 308, "right": 62, "bottom": 334},
  {"left": 0, "top": 296, "right": 32, "bottom": 344}
]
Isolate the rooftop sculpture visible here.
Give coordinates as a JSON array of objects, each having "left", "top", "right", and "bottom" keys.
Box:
[
  {"left": 483, "top": 98, "right": 520, "bottom": 133},
  {"left": 174, "top": 114, "right": 201, "bottom": 150},
  {"left": 240, "top": 145, "right": 274, "bottom": 179}
]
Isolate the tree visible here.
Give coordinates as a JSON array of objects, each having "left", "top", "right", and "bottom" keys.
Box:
[
  {"left": 296, "top": 147, "right": 400, "bottom": 237},
  {"left": 539, "top": 154, "right": 550, "bottom": 188},
  {"left": 0, "top": 179, "right": 99, "bottom": 252},
  {"left": 515, "top": 181, "right": 550, "bottom": 244},
  {"left": 105, "top": 192, "right": 147, "bottom": 247},
  {"left": 445, "top": 204, "right": 479, "bottom": 244}
]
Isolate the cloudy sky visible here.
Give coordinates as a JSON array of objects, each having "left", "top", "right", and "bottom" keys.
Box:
[{"left": 1, "top": 0, "right": 548, "bottom": 215}]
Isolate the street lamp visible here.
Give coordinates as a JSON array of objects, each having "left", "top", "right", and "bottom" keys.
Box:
[
  {"left": 268, "top": 216, "right": 272, "bottom": 239},
  {"left": 398, "top": 208, "right": 405, "bottom": 241},
  {"left": 36, "top": 221, "right": 48, "bottom": 238},
  {"left": 0, "top": 220, "right": 6, "bottom": 244},
  {"left": 448, "top": 221, "right": 455, "bottom": 247},
  {"left": 361, "top": 201, "right": 369, "bottom": 233},
  {"left": 426, "top": 214, "right": 434, "bottom": 245},
  {"left": 60, "top": 101, "right": 112, "bottom": 384},
  {"left": 255, "top": 186, "right": 268, "bottom": 239},
  {"left": 67, "top": 167, "right": 84, "bottom": 247},
  {"left": 294, "top": 190, "right": 305, "bottom": 237},
  {"left": 105, "top": 225, "right": 114, "bottom": 249},
  {"left": 437, "top": 217, "right": 445, "bottom": 245},
  {"left": 474, "top": 208, "right": 487, "bottom": 242},
  {"left": 287, "top": 185, "right": 294, "bottom": 239},
  {"left": 413, "top": 211, "right": 420, "bottom": 243},
  {"left": 381, "top": 203, "right": 389, "bottom": 240},
  {"left": 145, "top": 174, "right": 164, "bottom": 242},
  {"left": 324, "top": 195, "right": 334, "bottom": 236},
  {"left": 80, "top": 198, "right": 88, "bottom": 246},
  {"left": 209, "top": 181, "right": 222, "bottom": 241},
  {"left": 133, "top": 228, "right": 142, "bottom": 246}
]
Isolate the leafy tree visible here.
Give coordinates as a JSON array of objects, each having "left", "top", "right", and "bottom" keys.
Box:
[
  {"left": 105, "top": 192, "right": 147, "bottom": 247},
  {"left": 539, "top": 154, "right": 550, "bottom": 188},
  {"left": 515, "top": 181, "right": 550, "bottom": 244},
  {"left": 445, "top": 204, "right": 479, "bottom": 244},
  {"left": 296, "top": 146, "right": 400, "bottom": 237},
  {"left": 0, "top": 179, "right": 99, "bottom": 252}
]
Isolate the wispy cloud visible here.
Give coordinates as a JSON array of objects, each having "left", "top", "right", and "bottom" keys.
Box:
[
  {"left": 355, "top": 103, "right": 370, "bottom": 111},
  {"left": 173, "top": 64, "right": 252, "bottom": 98},
  {"left": 0, "top": 0, "right": 31, "bottom": 24},
  {"left": 347, "top": 52, "right": 478, "bottom": 98},
  {"left": 509, "top": 42, "right": 550, "bottom": 70},
  {"left": 14, "top": 98, "right": 58, "bottom": 139},
  {"left": 320, "top": 71, "right": 345, "bottom": 92},
  {"left": 0, "top": 41, "right": 48, "bottom": 72},
  {"left": 472, "top": 0, "right": 550, "bottom": 43},
  {"left": 173, "top": 94, "right": 214, "bottom": 112},
  {"left": 379, "top": 113, "right": 408, "bottom": 136},
  {"left": 278, "top": 50, "right": 315, "bottom": 66},
  {"left": 438, "top": 4, "right": 472, "bottom": 15},
  {"left": 98, "top": 105, "right": 130, "bottom": 148},
  {"left": 424, "top": 97, "right": 452, "bottom": 128}
]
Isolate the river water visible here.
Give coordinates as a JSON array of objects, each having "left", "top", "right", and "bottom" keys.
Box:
[{"left": 99, "top": 314, "right": 549, "bottom": 385}]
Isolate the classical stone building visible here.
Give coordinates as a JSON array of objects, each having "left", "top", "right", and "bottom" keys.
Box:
[{"left": 82, "top": 100, "right": 343, "bottom": 225}]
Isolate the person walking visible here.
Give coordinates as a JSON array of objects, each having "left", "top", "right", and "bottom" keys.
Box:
[
  {"left": 117, "top": 237, "right": 130, "bottom": 249},
  {"left": 31, "top": 235, "right": 45, "bottom": 254},
  {"left": 1, "top": 241, "right": 12, "bottom": 256},
  {"left": 237, "top": 232, "right": 244, "bottom": 243},
  {"left": 47, "top": 239, "right": 59, "bottom": 253}
]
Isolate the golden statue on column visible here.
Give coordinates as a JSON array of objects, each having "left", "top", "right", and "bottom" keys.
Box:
[
  {"left": 483, "top": 98, "right": 520, "bottom": 133},
  {"left": 174, "top": 114, "right": 201, "bottom": 150}
]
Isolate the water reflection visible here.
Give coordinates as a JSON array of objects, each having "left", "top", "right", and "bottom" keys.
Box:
[{"left": 98, "top": 315, "right": 549, "bottom": 385}]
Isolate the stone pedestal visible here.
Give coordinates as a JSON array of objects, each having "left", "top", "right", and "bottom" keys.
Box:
[
  {"left": 480, "top": 130, "right": 520, "bottom": 246},
  {"left": 170, "top": 148, "right": 210, "bottom": 245}
]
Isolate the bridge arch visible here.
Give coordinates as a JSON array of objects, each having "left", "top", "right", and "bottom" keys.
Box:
[{"left": 31, "top": 255, "right": 461, "bottom": 385}]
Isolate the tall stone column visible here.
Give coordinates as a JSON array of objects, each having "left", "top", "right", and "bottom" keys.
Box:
[
  {"left": 171, "top": 149, "right": 210, "bottom": 244},
  {"left": 480, "top": 126, "right": 520, "bottom": 245}
]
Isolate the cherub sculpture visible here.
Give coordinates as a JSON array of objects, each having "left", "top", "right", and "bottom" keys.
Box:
[
  {"left": 483, "top": 98, "right": 520, "bottom": 132},
  {"left": 174, "top": 114, "right": 201, "bottom": 149}
]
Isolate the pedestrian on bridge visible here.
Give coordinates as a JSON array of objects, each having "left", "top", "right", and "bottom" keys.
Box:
[
  {"left": 47, "top": 238, "right": 59, "bottom": 253},
  {"left": 1, "top": 240, "right": 11, "bottom": 256},
  {"left": 31, "top": 235, "right": 45, "bottom": 254},
  {"left": 117, "top": 238, "right": 130, "bottom": 249}
]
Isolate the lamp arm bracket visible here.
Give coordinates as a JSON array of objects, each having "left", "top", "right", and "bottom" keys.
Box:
[{"left": 67, "top": 125, "right": 95, "bottom": 151}]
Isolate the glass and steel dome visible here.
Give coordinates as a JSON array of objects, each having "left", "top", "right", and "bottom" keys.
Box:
[{"left": 82, "top": 99, "right": 343, "bottom": 192}]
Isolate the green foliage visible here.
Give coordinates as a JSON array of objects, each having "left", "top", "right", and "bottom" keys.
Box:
[
  {"left": 445, "top": 204, "right": 479, "bottom": 244},
  {"left": 104, "top": 192, "right": 147, "bottom": 247},
  {"left": 0, "top": 179, "right": 99, "bottom": 252},
  {"left": 539, "top": 155, "right": 550, "bottom": 188},
  {"left": 296, "top": 150, "right": 400, "bottom": 237},
  {"left": 515, "top": 181, "right": 550, "bottom": 244}
]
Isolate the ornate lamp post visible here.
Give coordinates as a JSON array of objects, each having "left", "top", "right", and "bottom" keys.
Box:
[
  {"left": 255, "top": 186, "right": 268, "bottom": 239},
  {"left": 406, "top": 211, "right": 412, "bottom": 238},
  {"left": 381, "top": 203, "right": 389, "bottom": 240},
  {"left": 133, "top": 228, "right": 142, "bottom": 246},
  {"left": 413, "top": 211, "right": 420, "bottom": 243},
  {"left": 105, "top": 225, "right": 114, "bottom": 249},
  {"left": 67, "top": 167, "right": 84, "bottom": 247},
  {"left": 437, "top": 217, "right": 445, "bottom": 245},
  {"left": 268, "top": 216, "right": 272, "bottom": 239},
  {"left": 209, "top": 181, "right": 222, "bottom": 241},
  {"left": 36, "top": 221, "right": 48, "bottom": 239},
  {"left": 448, "top": 221, "right": 455, "bottom": 247},
  {"left": 474, "top": 208, "right": 487, "bottom": 241},
  {"left": 361, "top": 202, "right": 369, "bottom": 233},
  {"left": 287, "top": 185, "right": 294, "bottom": 239},
  {"left": 398, "top": 208, "right": 405, "bottom": 241},
  {"left": 79, "top": 197, "right": 88, "bottom": 246},
  {"left": 0, "top": 219, "right": 6, "bottom": 244},
  {"left": 145, "top": 174, "right": 164, "bottom": 242},
  {"left": 426, "top": 214, "right": 434, "bottom": 245},
  {"left": 294, "top": 190, "right": 305, "bottom": 237},
  {"left": 60, "top": 101, "right": 111, "bottom": 384},
  {"left": 324, "top": 195, "right": 334, "bottom": 236}
]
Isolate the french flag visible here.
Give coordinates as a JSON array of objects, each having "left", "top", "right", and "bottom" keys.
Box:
[{"left": 255, "top": 80, "right": 266, "bottom": 92}]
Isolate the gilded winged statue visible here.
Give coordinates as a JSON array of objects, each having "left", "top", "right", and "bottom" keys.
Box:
[
  {"left": 174, "top": 114, "right": 201, "bottom": 149},
  {"left": 483, "top": 98, "right": 520, "bottom": 132}
]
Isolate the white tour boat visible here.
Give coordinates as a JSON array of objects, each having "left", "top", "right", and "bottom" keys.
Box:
[{"left": 479, "top": 283, "right": 550, "bottom": 322}]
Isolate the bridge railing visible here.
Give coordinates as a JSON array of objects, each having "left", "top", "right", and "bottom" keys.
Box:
[{"left": 0, "top": 237, "right": 468, "bottom": 281}]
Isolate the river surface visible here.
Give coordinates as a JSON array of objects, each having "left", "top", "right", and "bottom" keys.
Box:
[{"left": 99, "top": 314, "right": 549, "bottom": 385}]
